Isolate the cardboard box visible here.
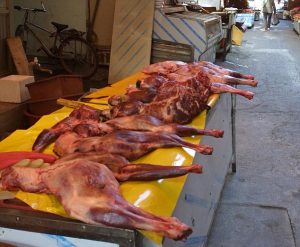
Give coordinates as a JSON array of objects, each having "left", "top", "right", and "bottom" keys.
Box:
[
  {"left": 231, "top": 25, "right": 244, "bottom": 46},
  {"left": 0, "top": 75, "right": 34, "bottom": 103}
]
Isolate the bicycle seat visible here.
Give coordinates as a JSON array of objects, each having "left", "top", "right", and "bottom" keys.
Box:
[{"left": 51, "top": 22, "right": 68, "bottom": 32}]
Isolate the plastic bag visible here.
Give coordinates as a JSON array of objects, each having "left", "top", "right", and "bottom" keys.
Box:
[{"left": 272, "top": 14, "right": 280, "bottom": 25}]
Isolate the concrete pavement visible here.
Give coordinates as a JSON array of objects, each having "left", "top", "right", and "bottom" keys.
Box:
[{"left": 207, "top": 19, "right": 300, "bottom": 247}]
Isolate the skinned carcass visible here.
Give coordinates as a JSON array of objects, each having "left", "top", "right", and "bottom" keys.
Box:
[
  {"left": 32, "top": 61, "right": 255, "bottom": 152},
  {"left": 53, "top": 130, "right": 213, "bottom": 158},
  {"left": 0, "top": 159, "right": 194, "bottom": 240},
  {"left": 55, "top": 152, "right": 202, "bottom": 182},
  {"left": 33, "top": 106, "right": 223, "bottom": 152}
]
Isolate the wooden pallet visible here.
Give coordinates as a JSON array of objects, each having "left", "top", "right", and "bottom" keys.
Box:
[{"left": 108, "top": 0, "right": 155, "bottom": 83}]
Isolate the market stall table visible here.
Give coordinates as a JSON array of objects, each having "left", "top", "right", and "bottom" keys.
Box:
[{"left": 0, "top": 72, "right": 235, "bottom": 247}]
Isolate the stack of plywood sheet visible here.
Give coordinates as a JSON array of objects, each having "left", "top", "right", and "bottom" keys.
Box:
[{"left": 108, "top": 0, "right": 155, "bottom": 83}]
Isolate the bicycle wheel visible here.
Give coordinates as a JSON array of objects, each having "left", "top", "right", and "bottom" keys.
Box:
[
  {"left": 58, "top": 37, "right": 98, "bottom": 79},
  {"left": 15, "top": 24, "right": 27, "bottom": 51}
]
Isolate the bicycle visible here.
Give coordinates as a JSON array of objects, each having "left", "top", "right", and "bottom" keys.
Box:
[{"left": 14, "top": 2, "right": 98, "bottom": 79}]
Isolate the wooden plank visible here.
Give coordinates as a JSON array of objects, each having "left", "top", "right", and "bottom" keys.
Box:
[
  {"left": 6, "top": 37, "right": 33, "bottom": 76},
  {"left": 0, "top": 0, "right": 11, "bottom": 76},
  {"left": 108, "top": 0, "right": 155, "bottom": 83},
  {"left": 91, "top": 0, "right": 116, "bottom": 46},
  {"left": 0, "top": 9, "right": 9, "bottom": 14}
]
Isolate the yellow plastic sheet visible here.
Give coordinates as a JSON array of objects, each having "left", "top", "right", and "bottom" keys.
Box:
[{"left": 0, "top": 72, "right": 219, "bottom": 245}]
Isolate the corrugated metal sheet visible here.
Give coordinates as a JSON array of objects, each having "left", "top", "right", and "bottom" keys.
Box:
[
  {"left": 151, "top": 39, "right": 194, "bottom": 63},
  {"left": 108, "top": 0, "right": 155, "bottom": 84},
  {"left": 155, "top": 0, "right": 165, "bottom": 9},
  {"left": 153, "top": 10, "right": 208, "bottom": 61},
  {"left": 153, "top": 9, "right": 222, "bottom": 62}
]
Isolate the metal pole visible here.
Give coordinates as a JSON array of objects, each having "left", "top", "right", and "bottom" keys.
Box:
[{"left": 231, "top": 92, "right": 237, "bottom": 173}]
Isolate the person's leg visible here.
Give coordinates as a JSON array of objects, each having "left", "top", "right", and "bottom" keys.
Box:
[
  {"left": 267, "top": 13, "right": 272, "bottom": 29},
  {"left": 263, "top": 12, "right": 268, "bottom": 30}
]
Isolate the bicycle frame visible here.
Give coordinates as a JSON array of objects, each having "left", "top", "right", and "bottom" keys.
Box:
[
  {"left": 21, "top": 10, "right": 60, "bottom": 58},
  {"left": 15, "top": 3, "right": 98, "bottom": 79}
]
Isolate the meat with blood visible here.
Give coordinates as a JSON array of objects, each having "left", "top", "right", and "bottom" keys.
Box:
[
  {"left": 53, "top": 130, "right": 213, "bottom": 158},
  {"left": 33, "top": 105, "right": 223, "bottom": 152},
  {"left": 33, "top": 60, "right": 255, "bottom": 152},
  {"left": 0, "top": 160, "right": 193, "bottom": 240},
  {"left": 142, "top": 60, "right": 187, "bottom": 75},
  {"left": 55, "top": 152, "right": 202, "bottom": 182},
  {"left": 32, "top": 105, "right": 111, "bottom": 152},
  {"left": 167, "top": 63, "right": 258, "bottom": 87},
  {"left": 108, "top": 86, "right": 157, "bottom": 106},
  {"left": 106, "top": 115, "right": 224, "bottom": 138},
  {"left": 108, "top": 63, "right": 255, "bottom": 121},
  {"left": 142, "top": 60, "right": 257, "bottom": 87},
  {"left": 198, "top": 61, "right": 255, "bottom": 80},
  {"left": 137, "top": 75, "right": 169, "bottom": 89}
]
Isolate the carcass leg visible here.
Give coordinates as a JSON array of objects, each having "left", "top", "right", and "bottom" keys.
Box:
[
  {"left": 211, "top": 83, "right": 254, "bottom": 100},
  {"left": 32, "top": 105, "right": 103, "bottom": 152},
  {"left": 223, "top": 75, "right": 258, "bottom": 87},
  {"left": 165, "top": 124, "right": 224, "bottom": 138},
  {"left": 59, "top": 131, "right": 214, "bottom": 159},
  {"left": 199, "top": 61, "right": 255, "bottom": 80},
  {"left": 165, "top": 135, "right": 213, "bottom": 155},
  {"left": 115, "top": 163, "right": 202, "bottom": 181},
  {"left": 1, "top": 160, "right": 194, "bottom": 240},
  {"left": 228, "top": 71, "right": 255, "bottom": 80},
  {"left": 49, "top": 161, "right": 193, "bottom": 240},
  {"left": 90, "top": 197, "right": 193, "bottom": 240},
  {"left": 33, "top": 129, "right": 59, "bottom": 152},
  {"left": 106, "top": 115, "right": 224, "bottom": 138},
  {"left": 54, "top": 152, "right": 202, "bottom": 182},
  {"left": 33, "top": 116, "right": 77, "bottom": 152}
]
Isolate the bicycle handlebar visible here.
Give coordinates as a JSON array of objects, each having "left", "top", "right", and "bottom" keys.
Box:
[
  {"left": 14, "top": 2, "right": 46, "bottom": 13},
  {"left": 14, "top": 5, "right": 22, "bottom": 11}
]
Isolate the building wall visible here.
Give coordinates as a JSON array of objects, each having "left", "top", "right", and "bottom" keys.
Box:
[
  {"left": 288, "top": 0, "right": 300, "bottom": 10},
  {"left": 12, "top": 0, "right": 86, "bottom": 55},
  {"left": 0, "top": 0, "right": 11, "bottom": 76},
  {"left": 197, "top": 0, "right": 222, "bottom": 10},
  {"left": 90, "top": 0, "right": 116, "bottom": 46}
]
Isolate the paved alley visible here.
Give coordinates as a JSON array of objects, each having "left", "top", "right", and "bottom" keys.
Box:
[{"left": 207, "top": 19, "right": 300, "bottom": 247}]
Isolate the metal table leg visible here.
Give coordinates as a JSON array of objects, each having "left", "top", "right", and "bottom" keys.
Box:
[{"left": 231, "top": 93, "right": 237, "bottom": 173}]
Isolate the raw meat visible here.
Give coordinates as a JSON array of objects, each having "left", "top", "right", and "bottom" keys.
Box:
[
  {"left": 167, "top": 62, "right": 258, "bottom": 87},
  {"left": 138, "top": 71, "right": 210, "bottom": 123},
  {"left": 199, "top": 61, "right": 255, "bottom": 79},
  {"left": 55, "top": 152, "right": 202, "bottom": 182},
  {"left": 142, "top": 60, "right": 257, "bottom": 86},
  {"left": 106, "top": 115, "right": 224, "bottom": 138},
  {"left": 109, "top": 62, "right": 256, "bottom": 122},
  {"left": 108, "top": 86, "right": 157, "bottom": 106},
  {"left": 137, "top": 75, "right": 169, "bottom": 89},
  {"left": 142, "top": 60, "right": 187, "bottom": 75},
  {"left": 33, "top": 60, "right": 255, "bottom": 152},
  {"left": 210, "top": 83, "right": 254, "bottom": 100},
  {"left": 32, "top": 105, "right": 111, "bottom": 152},
  {"left": 0, "top": 160, "right": 193, "bottom": 240},
  {"left": 138, "top": 74, "right": 254, "bottom": 123},
  {"left": 33, "top": 106, "right": 223, "bottom": 152},
  {"left": 53, "top": 130, "right": 213, "bottom": 158}
]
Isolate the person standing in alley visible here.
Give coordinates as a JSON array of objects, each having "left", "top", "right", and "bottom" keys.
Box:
[{"left": 262, "top": 0, "right": 276, "bottom": 31}]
